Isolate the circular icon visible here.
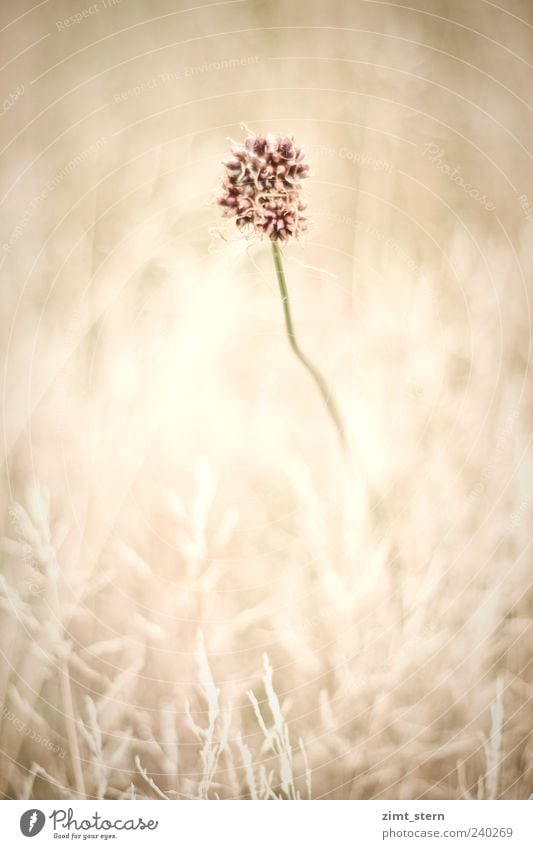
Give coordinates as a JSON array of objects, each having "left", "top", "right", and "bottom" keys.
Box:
[{"left": 20, "top": 810, "right": 46, "bottom": 837}]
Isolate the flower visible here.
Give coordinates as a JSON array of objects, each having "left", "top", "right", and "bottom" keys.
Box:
[{"left": 217, "top": 132, "right": 309, "bottom": 242}]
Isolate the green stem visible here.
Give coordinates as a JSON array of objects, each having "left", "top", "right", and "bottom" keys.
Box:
[
  {"left": 271, "top": 241, "right": 347, "bottom": 453},
  {"left": 271, "top": 244, "right": 406, "bottom": 601}
]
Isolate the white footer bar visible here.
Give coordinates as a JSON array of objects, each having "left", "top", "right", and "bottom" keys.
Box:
[{"left": 2, "top": 800, "right": 531, "bottom": 848}]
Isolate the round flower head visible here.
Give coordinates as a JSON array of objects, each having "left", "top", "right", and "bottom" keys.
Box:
[{"left": 217, "top": 132, "right": 309, "bottom": 242}]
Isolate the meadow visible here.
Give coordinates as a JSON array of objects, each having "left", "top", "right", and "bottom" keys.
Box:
[{"left": 0, "top": 0, "right": 531, "bottom": 799}]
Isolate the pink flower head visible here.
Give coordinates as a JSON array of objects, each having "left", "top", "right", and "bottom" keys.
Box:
[{"left": 218, "top": 132, "right": 309, "bottom": 242}]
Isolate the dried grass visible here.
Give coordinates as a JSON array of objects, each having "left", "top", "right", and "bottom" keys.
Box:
[{"left": 0, "top": 0, "right": 532, "bottom": 800}]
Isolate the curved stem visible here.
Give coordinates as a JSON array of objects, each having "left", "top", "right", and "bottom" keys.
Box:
[
  {"left": 271, "top": 244, "right": 407, "bottom": 602},
  {"left": 271, "top": 242, "right": 347, "bottom": 453}
]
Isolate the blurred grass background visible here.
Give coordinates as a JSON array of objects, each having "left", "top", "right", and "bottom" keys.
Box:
[{"left": 0, "top": 0, "right": 532, "bottom": 799}]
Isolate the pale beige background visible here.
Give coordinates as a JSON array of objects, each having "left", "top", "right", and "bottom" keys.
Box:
[{"left": 0, "top": 0, "right": 531, "bottom": 799}]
